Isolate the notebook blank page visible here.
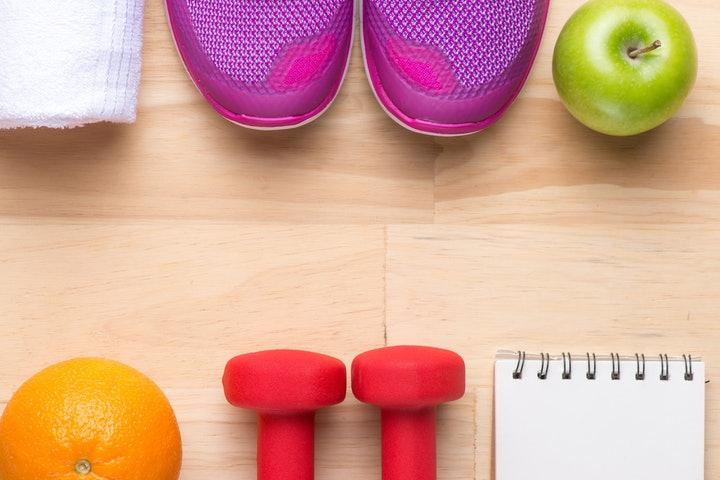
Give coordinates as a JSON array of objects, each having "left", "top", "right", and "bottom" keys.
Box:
[{"left": 495, "top": 356, "right": 705, "bottom": 480}]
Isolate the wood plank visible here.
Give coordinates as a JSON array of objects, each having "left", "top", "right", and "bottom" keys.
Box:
[
  {"left": 435, "top": 0, "right": 720, "bottom": 225},
  {"left": 386, "top": 224, "right": 720, "bottom": 477},
  {"left": 0, "top": 1, "right": 436, "bottom": 224},
  {"left": 1, "top": 0, "right": 719, "bottom": 478},
  {"left": 0, "top": 224, "right": 386, "bottom": 388},
  {"left": 0, "top": 224, "right": 387, "bottom": 479}
]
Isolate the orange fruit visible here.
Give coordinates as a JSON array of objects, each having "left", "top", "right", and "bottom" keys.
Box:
[{"left": 0, "top": 358, "right": 182, "bottom": 480}]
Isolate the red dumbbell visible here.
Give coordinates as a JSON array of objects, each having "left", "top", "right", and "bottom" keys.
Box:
[
  {"left": 223, "top": 350, "right": 346, "bottom": 480},
  {"left": 352, "top": 346, "right": 465, "bottom": 480}
]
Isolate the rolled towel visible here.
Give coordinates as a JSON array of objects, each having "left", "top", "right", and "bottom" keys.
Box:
[{"left": 0, "top": 0, "right": 145, "bottom": 129}]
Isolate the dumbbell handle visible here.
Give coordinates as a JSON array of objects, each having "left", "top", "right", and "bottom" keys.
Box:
[
  {"left": 382, "top": 407, "right": 437, "bottom": 480},
  {"left": 258, "top": 412, "right": 315, "bottom": 480}
]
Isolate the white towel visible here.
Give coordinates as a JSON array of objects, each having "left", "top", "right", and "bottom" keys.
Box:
[{"left": 0, "top": 0, "right": 145, "bottom": 129}]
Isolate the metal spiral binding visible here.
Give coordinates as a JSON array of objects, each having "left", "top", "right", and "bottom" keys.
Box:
[
  {"left": 562, "top": 352, "right": 572, "bottom": 379},
  {"left": 508, "top": 351, "right": 698, "bottom": 382},
  {"left": 537, "top": 353, "right": 549, "bottom": 380},
  {"left": 586, "top": 353, "right": 596, "bottom": 380},
  {"left": 684, "top": 354, "right": 694, "bottom": 381},
  {"left": 611, "top": 353, "right": 620, "bottom": 380},
  {"left": 635, "top": 353, "right": 645, "bottom": 380},
  {"left": 659, "top": 354, "right": 670, "bottom": 381},
  {"left": 513, "top": 351, "right": 526, "bottom": 379}
]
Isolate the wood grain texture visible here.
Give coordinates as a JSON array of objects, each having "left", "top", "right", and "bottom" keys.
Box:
[
  {"left": 434, "top": 0, "right": 720, "bottom": 225},
  {"left": 386, "top": 224, "right": 720, "bottom": 479},
  {"left": 0, "top": 0, "right": 718, "bottom": 479},
  {"left": 0, "top": 225, "right": 386, "bottom": 385},
  {"left": 0, "top": 1, "right": 437, "bottom": 224}
]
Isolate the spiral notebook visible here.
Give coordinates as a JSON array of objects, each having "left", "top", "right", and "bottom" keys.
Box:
[{"left": 495, "top": 350, "right": 705, "bottom": 480}]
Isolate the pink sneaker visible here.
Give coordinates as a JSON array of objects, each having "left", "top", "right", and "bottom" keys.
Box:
[
  {"left": 362, "top": 0, "right": 550, "bottom": 136},
  {"left": 166, "top": 0, "right": 355, "bottom": 129}
]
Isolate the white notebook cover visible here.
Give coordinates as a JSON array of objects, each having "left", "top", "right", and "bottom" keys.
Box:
[{"left": 495, "top": 351, "right": 705, "bottom": 480}]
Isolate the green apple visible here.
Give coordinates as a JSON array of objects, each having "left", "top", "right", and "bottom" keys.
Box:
[{"left": 553, "top": 0, "right": 697, "bottom": 136}]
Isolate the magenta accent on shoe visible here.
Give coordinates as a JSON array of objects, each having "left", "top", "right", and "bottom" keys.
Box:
[
  {"left": 166, "top": 0, "right": 354, "bottom": 129},
  {"left": 270, "top": 35, "right": 337, "bottom": 92},
  {"left": 362, "top": 0, "right": 551, "bottom": 135},
  {"left": 388, "top": 40, "right": 457, "bottom": 93}
]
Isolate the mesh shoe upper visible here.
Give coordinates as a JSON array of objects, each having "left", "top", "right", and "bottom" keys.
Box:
[
  {"left": 363, "top": 0, "right": 550, "bottom": 133},
  {"left": 167, "top": 0, "right": 354, "bottom": 126}
]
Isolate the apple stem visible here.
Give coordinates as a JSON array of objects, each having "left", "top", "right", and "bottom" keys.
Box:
[{"left": 628, "top": 40, "right": 662, "bottom": 59}]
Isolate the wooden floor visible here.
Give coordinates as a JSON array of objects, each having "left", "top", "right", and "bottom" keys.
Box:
[{"left": 1, "top": 0, "right": 719, "bottom": 479}]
